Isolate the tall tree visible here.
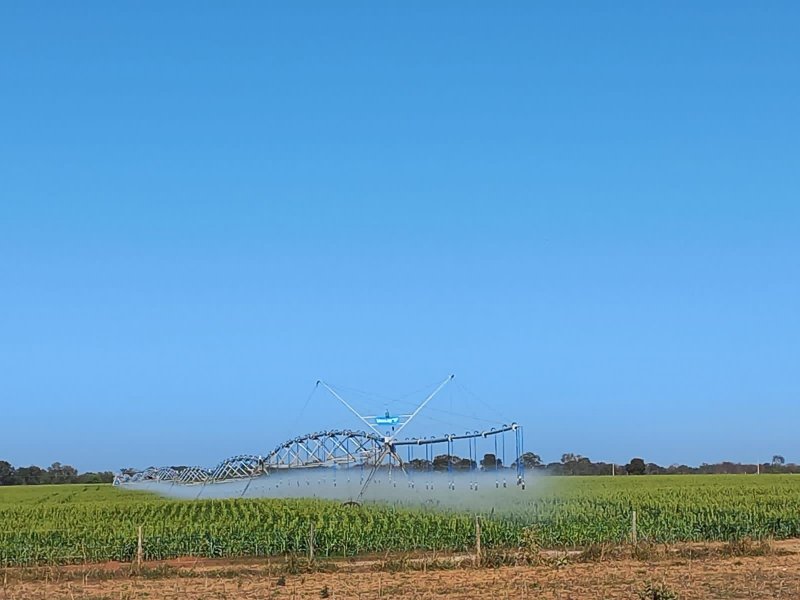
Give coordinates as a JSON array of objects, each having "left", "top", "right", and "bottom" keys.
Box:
[
  {"left": 517, "top": 452, "right": 542, "bottom": 468},
  {"left": 48, "top": 462, "right": 78, "bottom": 484},
  {"left": 480, "top": 453, "right": 501, "bottom": 469},
  {"left": 0, "top": 461, "right": 15, "bottom": 485},
  {"left": 626, "top": 458, "right": 646, "bottom": 475},
  {"left": 15, "top": 466, "right": 46, "bottom": 484}
]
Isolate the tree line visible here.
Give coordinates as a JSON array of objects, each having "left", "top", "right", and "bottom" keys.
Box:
[
  {"left": 0, "top": 461, "right": 114, "bottom": 485},
  {"left": 547, "top": 453, "right": 799, "bottom": 475},
  {"left": 405, "top": 452, "right": 799, "bottom": 475},
  {"left": 1, "top": 454, "right": 796, "bottom": 485}
]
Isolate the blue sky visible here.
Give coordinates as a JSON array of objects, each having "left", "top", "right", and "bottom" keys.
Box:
[{"left": 1, "top": 3, "right": 798, "bottom": 471}]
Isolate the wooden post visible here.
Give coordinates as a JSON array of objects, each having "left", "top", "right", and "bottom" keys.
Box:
[
  {"left": 475, "top": 515, "right": 482, "bottom": 565},
  {"left": 631, "top": 511, "right": 638, "bottom": 545},
  {"left": 137, "top": 525, "right": 143, "bottom": 567},
  {"left": 611, "top": 463, "right": 615, "bottom": 477},
  {"left": 308, "top": 522, "right": 315, "bottom": 562}
]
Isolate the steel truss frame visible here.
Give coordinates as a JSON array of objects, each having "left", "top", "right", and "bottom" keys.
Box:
[
  {"left": 114, "top": 376, "right": 524, "bottom": 493},
  {"left": 113, "top": 424, "right": 522, "bottom": 487}
]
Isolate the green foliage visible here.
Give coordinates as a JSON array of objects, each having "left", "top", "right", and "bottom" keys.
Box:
[
  {"left": 517, "top": 452, "right": 542, "bottom": 468},
  {"left": 637, "top": 581, "right": 679, "bottom": 600},
  {"left": 0, "top": 461, "right": 113, "bottom": 485},
  {"left": 626, "top": 458, "right": 647, "bottom": 475},
  {"left": 2, "top": 475, "right": 800, "bottom": 566}
]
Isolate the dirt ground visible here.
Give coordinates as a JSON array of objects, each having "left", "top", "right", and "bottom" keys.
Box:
[{"left": 3, "top": 541, "right": 800, "bottom": 599}]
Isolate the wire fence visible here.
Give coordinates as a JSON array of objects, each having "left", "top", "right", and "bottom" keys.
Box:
[{"left": 0, "top": 520, "right": 498, "bottom": 567}]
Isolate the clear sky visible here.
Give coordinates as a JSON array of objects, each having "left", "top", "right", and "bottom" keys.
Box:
[{"left": 2, "top": 3, "right": 798, "bottom": 472}]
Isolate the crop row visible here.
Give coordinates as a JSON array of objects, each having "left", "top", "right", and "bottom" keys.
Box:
[{"left": 2, "top": 475, "right": 800, "bottom": 565}]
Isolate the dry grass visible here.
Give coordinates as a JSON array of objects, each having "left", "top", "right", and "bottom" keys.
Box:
[{"left": 2, "top": 539, "right": 800, "bottom": 599}]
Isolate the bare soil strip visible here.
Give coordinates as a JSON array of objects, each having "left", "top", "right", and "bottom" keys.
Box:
[{"left": 3, "top": 540, "right": 800, "bottom": 599}]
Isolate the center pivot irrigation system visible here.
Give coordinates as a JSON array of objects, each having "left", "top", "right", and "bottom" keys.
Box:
[{"left": 115, "top": 375, "right": 525, "bottom": 501}]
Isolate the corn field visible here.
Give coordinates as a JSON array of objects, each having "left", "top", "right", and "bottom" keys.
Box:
[{"left": 2, "top": 475, "right": 800, "bottom": 566}]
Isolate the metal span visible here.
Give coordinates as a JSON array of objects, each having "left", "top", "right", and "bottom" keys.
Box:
[
  {"left": 113, "top": 424, "right": 523, "bottom": 486},
  {"left": 264, "top": 429, "right": 384, "bottom": 469},
  {"left": 114, "top": 376, "right": 526, "bottom": 499}
]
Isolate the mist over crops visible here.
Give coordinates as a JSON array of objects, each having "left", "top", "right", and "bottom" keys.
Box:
[
  {"left": 6, "top": 476, "right": 800, "bottom": 566},
  {"left": 129, "top": 469, "right": 540, "bottom": 511}
]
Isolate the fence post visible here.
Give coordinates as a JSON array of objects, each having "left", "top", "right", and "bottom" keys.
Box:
[
  {"left": 308, "top": 522, "right": 315, "bottom": 562},
  {"left": 630, "top": 511, "right": 637, "bottom": 545},
  {"left": 137, "top": 525, "right": 144, "bottom": 567},
  {"left": 475, "top": 515, "right": 482, "bottom": 565}
]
